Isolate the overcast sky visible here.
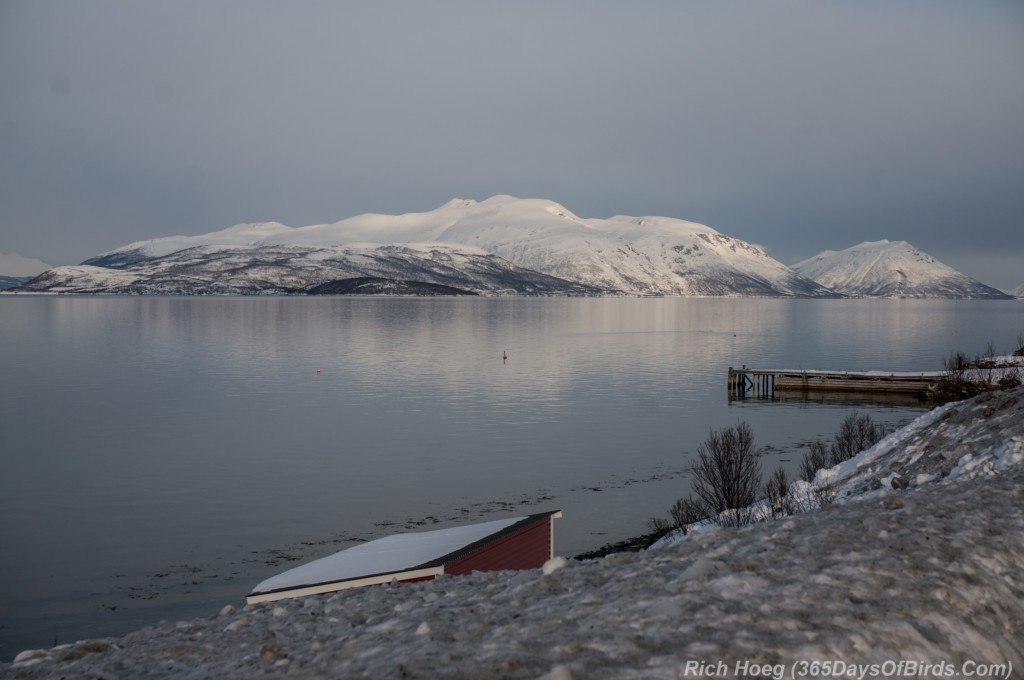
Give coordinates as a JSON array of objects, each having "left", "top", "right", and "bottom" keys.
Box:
[{"left": 1, "top": 1, "right": 1022, "bottom": 289}]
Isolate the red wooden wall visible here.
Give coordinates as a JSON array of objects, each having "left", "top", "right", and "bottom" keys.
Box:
[{"left": 443, "top": 516, "right": 552, "bottom": 576}]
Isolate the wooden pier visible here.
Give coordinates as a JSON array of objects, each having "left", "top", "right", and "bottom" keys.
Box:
[{"left": 727, "top": 366, "right": 941, "bottom": 400}]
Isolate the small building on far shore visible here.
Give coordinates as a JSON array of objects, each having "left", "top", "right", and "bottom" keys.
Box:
[{"left": 247, "top": 510, "right": 562, "bottom": 604}]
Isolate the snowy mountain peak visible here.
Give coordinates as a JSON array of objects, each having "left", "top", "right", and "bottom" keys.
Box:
[
  {"left": 0, "top": 251, "right": 52, "bottom": 289},
  {"left": 28, "top": 196, "right": 837, "bottom": 297},
  {"left": 222, "top": 221, "right": 290, "bottom": 234},
  {"left": 84, "top": 221, "right": 295, "bottom": 268},
  {"left": 793, "top": 241, "right": 1010, "bottom": 299},
  {"left": 544, "top": 203, "right": 583, "bottom": 222},
  {"left": 439, "top": 198, "right": 478, "bottom": 210}
]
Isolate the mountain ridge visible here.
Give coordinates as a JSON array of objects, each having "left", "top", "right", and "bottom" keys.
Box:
[
  {"left": 26, "top": 243, "right": 604, "bottom": 296},
  {"left": 0, "top": 251, "right": 51, "bottom": 277},
  {"left": 11, "top": 198, "right": 1007, "bottom": 298},
  {"left": 22, "top": 196, "right": 836, "bottom": 297}
]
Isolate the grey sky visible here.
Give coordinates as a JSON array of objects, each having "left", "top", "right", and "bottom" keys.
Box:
[{"left": 1, "top": 1, "right": 1022, "bottom": 289}]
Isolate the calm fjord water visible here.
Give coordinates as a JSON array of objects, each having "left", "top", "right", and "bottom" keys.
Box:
[{"left": 2, "top": 296, "right": 1022, "bottom": 658}]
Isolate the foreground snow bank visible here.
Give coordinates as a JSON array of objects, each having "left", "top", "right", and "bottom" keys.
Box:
[
  {"left": 6, "top": 389, "right": 1024, "bottom": 679},
  {"left": 651, "top": 386, "right": 1024, "bottom": 551},
  {"left": 816, "top": 384, "right": 1023, "bottom": 500}
]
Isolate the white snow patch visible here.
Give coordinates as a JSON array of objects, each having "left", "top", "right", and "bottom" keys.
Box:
[{"left": 541, "top": 556, "right": 569, "bottom": 575}]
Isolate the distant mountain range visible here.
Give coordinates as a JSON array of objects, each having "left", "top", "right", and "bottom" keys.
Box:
[
  {"left": 21, "top": 243, "right": 600, "bottom": 296},
  {"left": 792, "top": 240, "right": 1011, "bottom": 299},
  {"left": 0, "top": 252, "right": 50, "bottom": 289},
  {"left": 7, "top": 197, "right": 1013, "bottom": 298},
  {"left": 0, "top": 275, "right": 32, "bottom": 291}
]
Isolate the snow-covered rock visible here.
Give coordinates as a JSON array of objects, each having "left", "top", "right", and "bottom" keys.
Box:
[
  {"left": 793, "top": 240, "right": 1010, "bottom": 299},
  {"left": 22, "top": 196, "right": 835, "bottom": 297}
]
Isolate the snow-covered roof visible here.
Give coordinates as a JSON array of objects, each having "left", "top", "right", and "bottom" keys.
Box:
[{"left": 250, "top": 512, "right": 558, "bottom": 598}]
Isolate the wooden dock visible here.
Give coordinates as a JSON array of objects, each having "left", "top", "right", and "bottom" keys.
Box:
[{"left": 728, "top": 366, "right": 942, "bottom": 399}]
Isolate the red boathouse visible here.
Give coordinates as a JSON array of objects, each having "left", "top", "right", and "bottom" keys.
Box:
[{"left": 247, "top": 510, "right": 562, "bottom": 604}]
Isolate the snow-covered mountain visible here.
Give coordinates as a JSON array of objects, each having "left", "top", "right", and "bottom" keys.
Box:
[
  {"left": 0, "top": 251, "right": 50, "bottom": 276},
  {"left": 23, "top": 243, "right": 602, "bottom": 296},
  {"left": 792, "top": 240, "right": 1011, "bottom": 299},
  {"left": 0, "top": 252, "right": 50, "bottom": 289},
  {"left": 1009, "top": 284, "right": 1024, "bottom": 299},
  {"left": 19, "top": 196, "right": 836, "bottom": 297},
  {"left": 0, "top": 276, "right": 31, "bottom": 291}
]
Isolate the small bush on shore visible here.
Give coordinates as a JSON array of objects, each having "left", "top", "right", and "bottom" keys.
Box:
[
  {"left": 669, "top": 496, "right": 706, "bottom": 532},
  {"left": 645, "top": 516, "right": 674, "bottom": 539},
  {"left": 830, "top": 413, "right": 885, "bottom": 465},
  {"left": 690, "top": 422, "right": 762, "bottom": 527},
  {"left": 646, "top": 423, "right": 764, "bottom": 534},
  {"left": 931, "top": 340, "right": 1023, "bottom": 405},
  {"left": 644, "top": 497, "right": 707, "bottom": 540},
  {"left": 800, "top": 439, "right": 829, "bottom": 483},
  {"left": 764, "top": 467, "right": 792, "bottom": 519},
  {"left": 797, "top": 413, "right": 884, "bottom": 483},
  {"left": 653, "top": 413, "right": 889, "bottom": 538}
]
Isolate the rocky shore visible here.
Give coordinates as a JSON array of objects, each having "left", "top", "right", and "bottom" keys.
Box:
[{"left": 4, "top": 388, "right": 1023, "bottom": 679}]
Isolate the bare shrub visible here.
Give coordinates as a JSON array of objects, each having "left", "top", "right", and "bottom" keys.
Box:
[
  {"left": 932, "top": 339, "right": 1024, "bottom": 404},
  {"left": 647, "top": 494, "right": 707, "bottom": 539},
  {"left": 829, "top": 413, "right": 884, "bottom": 465},
  {"left": 690, "top": 422, "right": 762, "bottom": 527},
  {"left": 813, "top": 483, "right": 838, "bottom": 508},
  {"left": 800, "top": 439, "right": 830, "bottom": 483},
  {"left": 764, "top": 467, "right": 792, "bottom": 519},
  {"left": 998, "top": 365, "right": 1022, "bottom": 390},
  {"left": 646, "top": 516, "right": 673, "bottom": 538},
  {"left": 948, "top": 350, "right": 971, "bottom": 373},
  {"left": 939, "top": 351, "right": 973, "bottom": 395},
  {"left": 979, "top": 342, "right": 999, "bottom": 386},
  {"left": 997, "top": 335, "right": 1024, "bottom": 388},
  {"left": 669, "top": 496, "right": 706, "bottom": 533}
]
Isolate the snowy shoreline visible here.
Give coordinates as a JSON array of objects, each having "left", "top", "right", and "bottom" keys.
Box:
[{"left": 4, "top": 388, "right": 1023, "bottom": 679}]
